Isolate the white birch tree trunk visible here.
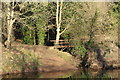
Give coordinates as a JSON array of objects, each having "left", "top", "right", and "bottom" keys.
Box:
[
  {"left": 55, "top": 0, "right": 74, "bottom": 47},
  {"left": 55, "top": 0, "right": 60, "bottom": 45},
  {"left": 6, "top": 2, "right": 15, "bottom": 48},
  {"left": 55, "top": 0, "right": 63, "bottom": 46}
]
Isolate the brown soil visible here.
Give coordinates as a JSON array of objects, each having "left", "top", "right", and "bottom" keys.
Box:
[{"left": 2, "top": 42, "right": 79, "bottom": 74}]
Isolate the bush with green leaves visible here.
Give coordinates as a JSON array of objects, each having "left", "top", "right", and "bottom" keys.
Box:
[{"left": 72, "top": 41, "right": 87, "bottom": 58}]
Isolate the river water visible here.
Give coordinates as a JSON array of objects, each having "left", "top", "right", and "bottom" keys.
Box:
[{"left": 1, "top": 69, "right": 120, "bottom": 79}]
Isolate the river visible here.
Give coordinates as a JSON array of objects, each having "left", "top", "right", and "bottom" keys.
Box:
[{"left": 1, "top": 69, "right": 120, "bottom": 79}]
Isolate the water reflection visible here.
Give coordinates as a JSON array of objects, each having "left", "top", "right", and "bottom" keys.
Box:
[{"left": 2, "top": 69, "right": 120, "bottom": 79}]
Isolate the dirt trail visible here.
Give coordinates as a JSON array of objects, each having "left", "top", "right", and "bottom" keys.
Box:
[
  {"left": 22, "top": 45, "right": 78, "bottom": 72},
  {"left": 2, "top": 42, "right": 79, "bottom": 74}
]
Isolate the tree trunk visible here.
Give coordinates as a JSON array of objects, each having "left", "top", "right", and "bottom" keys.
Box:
[
  {"left": 55, "top": 0, "right": 60, "bottom": 45},
  {"left": 55, "top": 28, "right": 60, "bottom": 45},
  {"left": 55, "top": 0, "right": 63, "bottom": 46},
  {"left": 6, "top": 2, "right": 15, "bottom": 49}
]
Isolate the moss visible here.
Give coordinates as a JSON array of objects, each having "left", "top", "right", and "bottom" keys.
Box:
[{"left": 59, "top": 52, "right": 72, "bottom": 61}]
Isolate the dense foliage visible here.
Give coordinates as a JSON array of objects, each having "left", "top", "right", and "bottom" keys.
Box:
[{"left": 2, "top": 2, "right": 119, "bottom": 59}]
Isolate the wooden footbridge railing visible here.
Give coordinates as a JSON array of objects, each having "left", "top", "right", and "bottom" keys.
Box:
[
  {"left": 49, "top": 38, "right": 88, "bottom": 49},
  {"left": 49, "top": 40, "right": 73, "bottom": 49}
]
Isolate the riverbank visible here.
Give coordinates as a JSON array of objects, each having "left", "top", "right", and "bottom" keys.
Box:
[
  {"left": 2, "top": 68, "right": 120, "bottom": 78},
  {"left": 1, "top": 41, "right": 120, "bottom": 75},
  {"left": 1, "top": 42, "right": 79, "bottom": 75}
]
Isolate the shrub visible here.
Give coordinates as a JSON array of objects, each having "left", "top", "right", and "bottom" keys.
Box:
[{"left": 72, "top": 41, "right": 87, "bottom": 58}]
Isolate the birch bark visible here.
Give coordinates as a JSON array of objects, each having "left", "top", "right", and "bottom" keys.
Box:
[{"left": 6, "top": 2, "right": 15, "bottom": 48}]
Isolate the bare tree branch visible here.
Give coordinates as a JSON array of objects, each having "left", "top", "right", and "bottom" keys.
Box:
[{"left": 60, "top": 15, "right": 74, "bottom": 35}]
